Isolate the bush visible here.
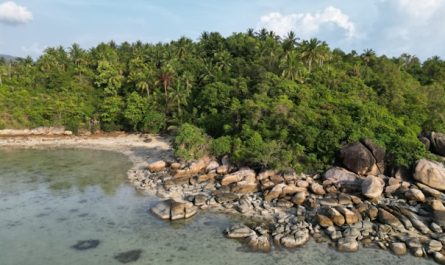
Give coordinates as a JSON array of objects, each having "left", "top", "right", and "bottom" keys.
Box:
[
  {"left": 141, "top": 110, "right": 166, "bottom": 134},
  {"left": 211, "top": 136, "right": 232, "bottom": 157},
  {"left": 174, "top": 123, "right": 210, "bottom": 160}
]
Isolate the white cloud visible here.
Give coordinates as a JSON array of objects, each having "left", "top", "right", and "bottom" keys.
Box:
[
  {"left": 0, "top": 1, "right": 33, "bottom": 26},
  {"left": 396, "top": 0, "right": 443, "bottom": 19},
  {"left": 259, "top": 6, "right": 356, "bottom": 39},
  {"left": 21, "top": 43, "right": 46, "bottom": 57}
]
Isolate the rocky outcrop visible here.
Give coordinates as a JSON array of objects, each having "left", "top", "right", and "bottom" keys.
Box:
[
  {"left": 323, "top": 167, "right": 363, "bottom": 191},
  {"left": 413, "top": 159, "right": 445, "bottom": 191},
  {"left": 428, "top": 132, "right": 445, "bottom": 156},
  {"left": 337, "top": 140, "right": 385, "bottom": 176}
]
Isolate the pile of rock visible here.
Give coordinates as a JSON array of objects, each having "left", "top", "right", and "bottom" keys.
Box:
[{"left": 138, "top": 139, "right": 445, "bottom": 262}]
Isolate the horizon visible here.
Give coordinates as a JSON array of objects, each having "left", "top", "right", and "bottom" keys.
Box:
[{"left": 1, "top": 0, "right": 445, "bottom": 60}]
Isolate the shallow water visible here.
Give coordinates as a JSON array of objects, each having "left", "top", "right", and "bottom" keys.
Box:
[{"left": 0, "top": 148, "right": 437, "bottom": 265}]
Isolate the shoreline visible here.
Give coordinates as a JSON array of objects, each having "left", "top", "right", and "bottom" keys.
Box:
[{"left": 3, "top": 133, "right": 445, "bottom": 263}]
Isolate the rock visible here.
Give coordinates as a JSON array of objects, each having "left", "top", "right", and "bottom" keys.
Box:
[
  {"left": 291, "top": 191, "right": 307, "bottom": 205},
  {"left": 431, "top": 222, "right": 443, "bottom": 233},
  {"left": 150, "top": 200, "right": 171, "bottom": 220},
  {"left": 247, "top": 234, "right": 271, "bottom": 252},
  {"left": 337, "top": 237, "right": 359, "bottom": 252},
  {"left": 337, "top": 207, "right": 359, "bottom": 225},
  {"left": 170, "top": 162, "right": 182, "bottom": 170},
  {"left": 225, "top": 225, "right": 255, "bottom": 238},
  {"left": 193, "top": 194, "right": 207, "bottom": 206},
  {"left": 338, "top": 140, "right": 384, "bottom": 176},
  {"left": 206, "top": 161, "right": 219, "bottom": 172},
  {"left": 432, "top": 200, "right": 445, "bottom": 226},
  {"left": 327, "top": 207, "right": 345, "bottom": 226},
  {"left": 427, "top": 240, "right": 443, "bottom": 254},
  {"left": 430, "top": 132, "right": 445, "bottom": 156},
  {"left": 264, "top": 183, "right": 286, "bottom": 202},
  {"left": 417, "top": 182, "right": 442, "bottom": 198},
  {"left": 435, "top": 252, "right": 445, "bottom": 265},
  {"left": 114, "top": 249, "right": 143, "bottom": 264},
  {"left": 231, "top": 181, "right": 257, "bottom": 194},
  {"left": 221, "top": 168, "right": 256, "bottom": 186},
  {"left": 390, "top": 242, "right": 407, "bottom": 256},
  {"left": 316, "top": 214, "right": 334, "bottom": 228},
  {"left": 310, "top": 182, "right": 325, "bottom": 195},
  {"left": 257, "top": 170, "right": 277, "bottom": 180},
  {"left": 151, "top": 199, "right": 197, "bottom": 221},
  {"left": 361, "top": 139, "right": 386, "bottom": 173},
  {"left": 296, "top": 180, "right": 309, "bottom": 188},
  {"left": 216, "top": 165, "right": 229, "bottom": 174},
  {"left": 148, "top": 160, "right": 167, "bottom": 172},
  {"left": 378, "top": 209, "right": 403, "bottom": 229},
  {"left": 361, "top": 176, "right": 384, "bottom": 199},
  {"left": 413, "top": 159, "right": 445, "bottom": 191},
  {"left": 214, "top": 192, "right": 239, "bottom": 204},
  {"left": 280, "top": 229, "right": 310, "bottom": 248},
  {"left": 281, "top": 185, "right": 306, "bottom": 196},
  {"left": 323, "top": 167, "right": 363, "bottom": 190},
  {"left": 405, "top": 188, "right": 426, "bottom": 202}
]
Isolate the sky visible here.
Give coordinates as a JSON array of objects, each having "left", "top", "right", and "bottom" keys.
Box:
[{"left": 0, "top": 0, "right": 444, "bottom": 59}]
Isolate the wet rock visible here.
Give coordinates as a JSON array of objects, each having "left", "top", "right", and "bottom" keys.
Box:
[
  {"left": 280, "top": 229, "right": 310, "bottom": 248},
  {"left": 151, "top": 199, "right": 198, "bottom": 220},
  {"left": 390, "top": 242, "right": 407, "bottom": 256},
  {"left": 148, "top": 160, "right": 166, "bottom": 172},
  {"left": 413, "top": 159, "right": 445, "bottom": 191},
  {"left": 361, "top": 176, "right": 384, "bottom": 199},
  {"left": 114, "top": 249, "right": 142, "bottom": 264},
  {"left": 71, "top": 240, "right": 100, "bottom": 251},
  {"left": 225, "top": 224, "right": 255, "bottom": 238},
  {"left": 247, "top": 234, "right": 271, "bottom": 252},
  {"left": 337, "top": 237, "right": 359, "bottom": 252}
]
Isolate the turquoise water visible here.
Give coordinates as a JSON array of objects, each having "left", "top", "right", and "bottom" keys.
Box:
[{"left": 0, "top": 149, "right": 437, "bottom": 265}]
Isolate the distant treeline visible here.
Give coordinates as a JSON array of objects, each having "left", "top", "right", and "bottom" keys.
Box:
[{"left": 1, "top": 29, "right": 445, "bottom": 171}]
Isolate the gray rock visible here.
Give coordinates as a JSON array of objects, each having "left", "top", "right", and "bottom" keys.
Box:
[
  {"left": 390, "top": 242, "right": 407, "bottom": 256},
  {"left": 413, "top": 159, "right": 445, "bottom": 191},
  {"left": 337, "top": 237, "right": 359, "bottom": 252}
]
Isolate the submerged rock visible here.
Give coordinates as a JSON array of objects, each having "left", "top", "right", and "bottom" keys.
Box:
[
  {"left": 151, "top": 199, "right": 197, "bottom": 221},
  {"left": 114, "top": 249, "right": 143, "bottom": 264},
  {"left": 225, "top": 224, "right": 255, "bottom": 239},
  {"left": 71, "top": 239, "right": 100, "bottom": 251}
]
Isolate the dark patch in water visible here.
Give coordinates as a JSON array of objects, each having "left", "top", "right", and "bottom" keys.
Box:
[
  {"left": 57, "top": 217, "right": 68, "bottom": 222},
  {"left": 69, "top": 209, "right": 79, "bottom": 213},
  {"left": 78, "top": 213, "right": 89, "bottom": 217},
  {"left": 114, "top": 249, "right": 143, "bottom": 263},
  {"left": 36, "top": 212, "right": 50, "bottom": 218},
  {"left": 71, "top": 240, "right": 101, "bottom": 251},
  {"left": 178, "top": 246, "right": 187, "bottom": 251},
  {"left": 78, "top": 199, "right": 88, "bottom": 204}
]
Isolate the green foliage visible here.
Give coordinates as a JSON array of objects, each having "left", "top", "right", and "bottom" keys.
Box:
[
  {"left": 1, "top": 31, "right": 445, "bottom": 171},
  {"left": 141, "top": 110, "right": 166, "bottom": 133},
  {"left": 211, "top": 136, "right": 232, "bottom": 157},
  {"left": 174, "top": 123, "right": 210, "bottom": 160}
]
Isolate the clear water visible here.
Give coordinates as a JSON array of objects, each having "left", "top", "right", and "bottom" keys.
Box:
[{"left": 0, "top": 149, "right": 437, "bottom": 265}]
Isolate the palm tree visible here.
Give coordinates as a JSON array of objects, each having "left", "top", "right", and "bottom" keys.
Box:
[
  {"left": 280, "top": 50, "right": 307, "bottom": 83},
  {"left": 283, "top": 31, "right": 299, "bottom": 52},
  {"left": 298, "top": 38, "right": 330, "bottom": 72},
  {"left": 361, "top": 49, "right": 376, "bottom": 66},
  {"left": 157, "top": 63, "right": 175, "bottom": 99}
]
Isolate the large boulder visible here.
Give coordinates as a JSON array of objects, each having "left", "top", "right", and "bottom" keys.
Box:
[
  {"left": 151, "top": 199, "right": 197, "bottom": 220},
  {"left": 413, "top": 159, "right": 445, "bottom": 191},
  {"left": 323, "top": 167, "right": 363, "bottom": 190},
  {"left": 338, "top": 140, "right": 385, "bottom": 176},
  {"left": 430, "top": 132, "right": 445, "bottom": 156},
  {"left": 148, "top": 160, "right": 167, "bottom": 173},
  {"left": 221, "top": 168, "right": 256, "bottom": 186},
  {"left": 361, "top": 176, "right": 385, "bottom": 199}
]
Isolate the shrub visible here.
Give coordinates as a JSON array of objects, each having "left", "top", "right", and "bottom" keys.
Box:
[
  {"left": 174, "top": 123, "right": 210, "bottom": 160},
  {"left": 141, "top": 110, "right": 166, "bottom": 134},
  {"left": 211, "top": 136, "right": 232, "bottom": 157}
]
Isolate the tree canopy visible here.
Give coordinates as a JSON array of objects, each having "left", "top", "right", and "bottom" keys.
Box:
[{"left": 1, "top": 30, "right": 444, "bottom": 172}]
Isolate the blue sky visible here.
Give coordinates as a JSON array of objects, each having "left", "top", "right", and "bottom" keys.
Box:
[{"left": 0, "top": 0, "right": 444, "bottom": 59}]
